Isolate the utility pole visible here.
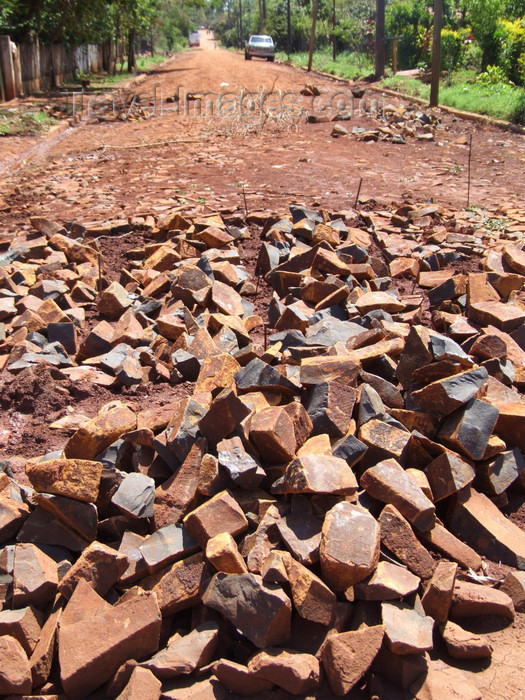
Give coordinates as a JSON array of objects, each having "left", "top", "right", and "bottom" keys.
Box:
[
  {"left": 430, "top": 0, "right": 443, "bottom": 107},
  {"left": 287, "top": 0, "right": 291, "bottom": 56},
  {"left": 375, "top": 0, "right": 385, "bottom": 79},
  {"left": 239, "top": 0, "right": 243, "bottom": 47},
  {"left": 332, "top": 0, "right": 336, "bottom": 60},
  {"left": 307, "top": 0, "right": 319, "bottom": 72}
]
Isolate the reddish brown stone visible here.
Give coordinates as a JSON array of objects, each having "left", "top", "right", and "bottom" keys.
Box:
[
  {"left": 450, "top": 581, "right": 515, "bottom": 620},
  {"left": 320, "top": 502, "right": 380, "bottom": 591},
  {"left": 249, "top": 406, "right": 297, "bottom": 464},
  {"left": 213, "top": 659, "right": 274, "bottom": 695},
  {"left": 142, "top": 553, "right": 210, "bottom": 616},
  {"left": 379, "top": 505, "right": 436, "bottom": 580},
  {"left": 421, "top": 561, "right": 458, "bottom": 622},
  {"left": 0, "top": 635, "right": 32, "bottom": 696},
  {"left": 57, "top": 541, "right": 128, "bottom": 599},
  {"left": 361, "top": 458, "right": 435, "bottom": 531},
  {"left": 183, "top": 490, "right": 248, "bottom": 548},
  {"left": 248, "top": 648, "right": 320, "bottom": 695},
  {"left": 59, "top": 588, "right": 162, "bottom": 697},
  {"left": 321, "top": 625, "right": 384, "bottom": 696},
  {"left": 13, "top": 543, "right": 58, "bottom": 608},
  {"left": 26, "top": 458, "right": 103, "bottom": 504},
  {"left": 116, "top": 665, "right": 162, "bottom": 700},
  {"left": 202, "top": 572, "right": 292, "bottom": 648},
  {"left": 0, "top": 606, "right": 43, "bottom": 655}
]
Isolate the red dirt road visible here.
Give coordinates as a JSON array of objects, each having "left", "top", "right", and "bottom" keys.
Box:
[{"left": 1, "top": 30, "right": 525, "bottom": 228}]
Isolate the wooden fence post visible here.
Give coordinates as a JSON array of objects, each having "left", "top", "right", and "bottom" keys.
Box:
[{"left": 0, "top": 35, "right": 16, "bottom": 100}]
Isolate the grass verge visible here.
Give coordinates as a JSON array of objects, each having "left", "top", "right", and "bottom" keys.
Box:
[
  {"left": 276, "top": 49, "right": 374, "bottom": 81},
  {"left": 382, "top": 72, "right": 525, "bottom": 125},
  {"left": 0, "top": 109, "right": 57, "bottom": 136}
]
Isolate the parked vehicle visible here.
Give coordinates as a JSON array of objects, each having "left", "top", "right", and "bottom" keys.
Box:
[
  {"left": 189, "top": 31, "right": 200, "bottom": 47},
  {"left": 245, "top": 35, "right": 275, "bottom": 61}
]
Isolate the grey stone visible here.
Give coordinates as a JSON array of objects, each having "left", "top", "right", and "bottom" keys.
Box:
[{"left": 111, "top": 473, "right": 155, "bottom": 519}]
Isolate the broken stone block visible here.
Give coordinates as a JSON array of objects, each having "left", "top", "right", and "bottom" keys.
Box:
[
  {"left": 500, "top": 571, "right": 525, "bottom": 612},
  {"left": 439, "top": 399, "right": 499, "bottom": 460},
  {"left": 320, "top": 502, "right": 380, "bottom": 590},
  {"left": 59, "top": 588, "right": 161, "bottom": 697},
  {"left": 213, "top": 659, "right": 274, "bottom": 695},
  {"left": 332, "top": 430, "right": 368, "bottom": 468},
  {"left": 111, "top": 472, "right": 155, "bottom": 519},
  {"left": 299, "top": 355, "right": 359, "bottom": 387},
  {"left": 98, "top": 281, "right": 132, "bottom": 318},
  {"left": 476, "top": 448, "right": 525, "bottom": 497},
  {"left": 154, "top": 438, "right": 206, "bottom": 529},
  {"left": 282, "top": 401, "right": 313, "bottom": 449},
  {"left": 379, "top": 504, "right": 436, "bottom": 580},
  {"left": 450, "top": 580, "right": 515, "bottom": 620},
  {"left": 355, "top": 561, "right": 420, "bottom": 601},
  {"left": 141, "top": 621, "right": 219, "bottom": 679},
  {"left": 244, "top": 504, "right": 285, "bottom": 575},
  {"left": 194, "top": 353, "right": 241, "bottom": 394},
  {"left": 199, "top": 388, "right": 251, "bottom": 444},
  {"left": 249, "top": 406, "right": 297, "bottom": 464},
  {"left": 217, "top": 436, "right": 265, "bottom": 489},
  {"left": 0, "top": 606, "right": 43, "bottom": 655},
  {"left": 421, "top": 520, "right": 482, "bottom": 571},
  {"left": 276, "top": 495, "right": 322, "bottom": 565},
  {"left": 28, "top": 599, "right": 62, "bottom": 688},
  {"left": 320, "top": 625, "right": 384, "bottom": 696},
  {"left": 26, "top": 457, "right": 103, "bottom": 504},
  {"left": 142, "top": 553, "right": 210, "bottom": 615},
  {"left": 440, "top": 620, "right": 492, "bottom": 659},
  {"left": 57, "top": 541, "right": 128, "bottom": 599},
  {"left": 13, "top": 543, "right": 58, "bottom": 608},
  {"left": 424, "top": 451, "right": 475, "bottom": 502},
  {"left": 355, "top": 291, "right": 406, "bottom": 315},
  {"left": 358, "top": 418, "right": 411, "bottom": 462},
  {"left": 382, "top": 601, "right": 434, "bottom": 655},
  {"left": 183, "top": 490, "right": 248, "bottom": 548},
  {"left": 448, "top": 488, "right": 525, "bottom": 569},
  {"left": 248, "top": 648, "right": 320, "bottom": 695},
  {"left": 116, "top": 666, "right": 162, "bottom": 700},
  {"left": 0, "top": 635, "right": 32, "bottom": 696},
  {"left": 206, "top": 532, "right": 248, "bottom": 574},
  {"left": 305, "top": 379, "right": 358, "bottom": 438},
  {"left": 202, "top": 572, "right": 292, "bottom": 648},
  {"left": 235, "top": 357, "right": 300, "bottom": 396},
  {"left": 421, "top": 561, "right": 457, "bottom": 622},
  {"left": 281, "top": 552, "right": 336, "bottom": 625},
  {"left": 411, "top": 367, "right": 489, "bottom": 418},
  {"left": 361, "top": 458, "right": 435, "bottom": 531},
  {"left": 33, "top": 493, "right": 97, "bottom": 544},
  {"left": 272, "top": 454, "right": 358, "bottom": 496},
  {"left": 468, "top": 301, "right": 525, "bottom": 332},
  {"left": 64, "top": 402, "right": 137, "bottom": 460},
  {"left": 0, "top": 494, "right": 30, "bottom": 542},
  {"left": 140, "top": 524, "right": 199, "bottom": 574}
]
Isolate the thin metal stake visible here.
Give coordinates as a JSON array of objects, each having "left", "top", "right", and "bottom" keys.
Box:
[
  {"left": 467, "top": 134, "right": 473, "bottom": 208},
  {"left": 354, "top": 177, "right": 363, "bottom": 209},
  {"left": 242, "top": 186, "right": 248, "bottom": 215}
]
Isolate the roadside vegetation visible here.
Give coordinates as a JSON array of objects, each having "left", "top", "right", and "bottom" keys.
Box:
[
  {"left": 383, "top": 70, "right": 525, "bottom": 124},
  {"left": 212, "top": 0, "right": 525, "bottom": 125},
  {"left": 0, "top": 109, "right": 57, "bottom": 136}
]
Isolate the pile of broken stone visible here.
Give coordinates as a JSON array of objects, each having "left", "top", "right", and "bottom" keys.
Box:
[{"left": 0, "top": 200, "right": 524, "bottom": 699}]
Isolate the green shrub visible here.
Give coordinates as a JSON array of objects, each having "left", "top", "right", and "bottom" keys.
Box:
[{"left": 496, "top": 18, "right": 525, "bottom": 85}]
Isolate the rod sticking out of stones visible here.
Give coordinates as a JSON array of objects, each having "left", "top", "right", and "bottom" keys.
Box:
[
  {"left": 467, "top": 134, "right": 473, "bottom": 208},
  {"left": 355, "top": 177, "right": 363, "bottom": 209}
]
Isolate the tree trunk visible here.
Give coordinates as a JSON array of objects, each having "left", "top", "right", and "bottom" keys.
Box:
[
  {"left": 128, "top": 29, "right": 136, "bottom": 72},
  {"left": 375, "top": 0, "right": 385, "bottom": 80}
]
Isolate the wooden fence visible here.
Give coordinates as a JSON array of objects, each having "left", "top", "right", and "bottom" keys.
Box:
[{"left": 0, "top": 35, "right": 105, "bottom": 101}]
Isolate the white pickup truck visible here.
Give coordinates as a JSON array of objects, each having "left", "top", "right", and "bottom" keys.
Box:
[{"left": 188, "top": 31, "right": 200, "bottom": 47}]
